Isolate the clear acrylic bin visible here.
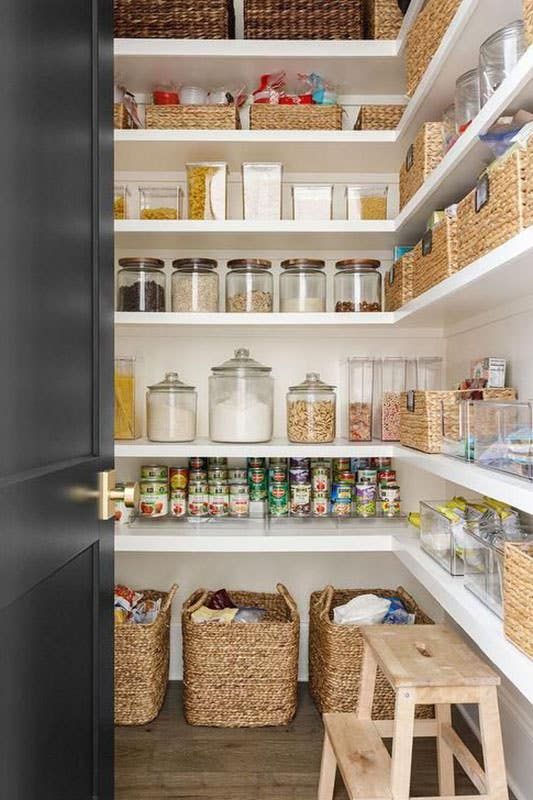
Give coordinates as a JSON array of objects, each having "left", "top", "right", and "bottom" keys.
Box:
[
  {"left": 379, "top": 356, "right": 407, "bottom": 441},
  {"left": 114, "top": 184, "right": 129, "bottom": 219},
  {"left": 186, "top": 162, "right": 227, "bottom": 220},
  {"left": 242, "top": 163, "right": 282, "bottom": 220},
  {"left": 292, "top": 185, "right": 332, "bottom": 221},
  {"left": 416, "top": 356, "right": 443, "bottom": 390},
  {"left": 419, "top": 500, "right": 466, "bottom": 575},
  {"left": 346, "top": 184, "right": 388, "bottom": 220},
  {"left": 348, "top": 357, "right": 374, "bottom": 442},
  {"left": 441, "top": 395, "right": 471, "bottom": 461},
  {"left": 471, "top": 400, "right": 533, "bottom": 481},
  {"left": 463, "top": 523, "right": 505, "bottom": 617},
  {"left": 139, "top": 186, "right": 181, "bottom": 220}
]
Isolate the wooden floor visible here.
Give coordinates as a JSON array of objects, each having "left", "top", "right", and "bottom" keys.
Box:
[{"left": 116, "top": 682, "right": 514, "bottom": 800}]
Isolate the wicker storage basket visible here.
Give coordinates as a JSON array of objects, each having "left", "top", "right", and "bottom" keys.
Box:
[
  {"left": 115, "top": 584, "right": 177, "bottom": 726},
  {"left": 114, "top": 0, "right": 233, "bottom": 38},
  {"left": 400, "top": 122, "right": 443, "bottom": 210},
  {"left": 182, "top": 584, "right": 299, "bottom": 727},
  {"left": 526, "top": 0, "right": 533, "bottom": 45},
  {"left": 250, "top": 104, "right": 343, "bottom": 131},
  {"left": 384, "top": 251, "right": 415, "bottom": 311},
  {"left": 309, "top": 586, "right": 434, "bottom": 718},
  {"left": 412, "top": 215, "right": 458, "bottom": 298},
  {"left": 400, "top": 389, "right": 517, "bottom": 454},
  {"left": 114, "top": 103, "right": 133, "bottom": 130},
  {"left": 244, "top": 0, "right": 363, "bottom": 39},
  {"left": 456, "top": 135, "right": 533, "bottom": 272},
  {"left": 364, "top": 0, "right": 403, "bottom": 39},
  {"left": 356, "top": 104, "right": 405, "bottom": 130},
  {"left": 504, "top": 542, "right": 533, "bottom": 659},
  {"left": 145, "top": 104, "right": 240, "bottom": 130},
  {"left": 406, "top": 0, "right": 462, "bottom": 96}
]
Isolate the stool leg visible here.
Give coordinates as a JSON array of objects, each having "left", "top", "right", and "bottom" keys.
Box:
[
  {"left": 356, "top": 640, "right": 378, "bottom": 720},
  {"left": 478, "top": 687, "right": 509, "bottom": 800},
  {"left": 436, "top": 703, "right": 455, "bottom": 796},
  {"left": 391, "top": 689, "right": 415, "bottom": 800},
  {"left": 317, "top": 730, "right": 336, "bottom": 800}
]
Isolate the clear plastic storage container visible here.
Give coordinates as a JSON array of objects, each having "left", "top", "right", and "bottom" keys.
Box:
[
  {"left": 441, "top": 396, "right": 471, "bottom": 461},
  {"left": 225, "top": 259, "right": 273, "bottom": 313},
  {"left": 279, "top": 259, "right": 326, "bottom": 313},
  {"left": 146, "top": 371, "right": 197, "bottom": 442},
  {"left": 442, "top": 104, "right": 458, "bottom": 155},
  {"left": 114, "top": 184, "right": 129, "bottom": 219},
  {"left": 420, "top": 500, "right": 466, "bottom": 575},
  {"left": 286, "top": 372, "right": 337, "bottom": 444},
  {"left": 479, "top": 21, "right": 526, "bottom": 106},
  {"left": 454, "top": 68, "right": 480, "bottom": 133},
  {"left": 379, "top": 356, "right": 407, "bottom": 441},
  {"left": 242, "top": 163, "right": 282, "bottom": 220},
  {"left": 139, "top": 186, "right": 181, "bottom": 220},
  {"left": 117, "top": 257, "right": 166, "bottom": 312},
  {"left": 346, "top": 185, "right": 388, "bottom": 220},
  {"left": 186, "top": 162, "right": 227, "bottom": 220},
  {"left": 334, "top": 259, "right": 382, "bottom": 312},
  {"left": 416, "top": 356, "right": 443, "bottom": 390},
  {"left": 348, "top": 357, "right": 374, "bottom": 442},
  {"left": 114, "top": 356, "right": 139, "bottom": 440},
  {"left": 292, "top": 185, "right": 333, "bottom": 220},
  {"left": 209, "top": 348, "right": 274, "bottom": 443},
  {"left": 171, "top": 258, "right": 219, "bottom": 313},
  {"left": 471, "top": 400, "right": 533, "bottom": 481}
]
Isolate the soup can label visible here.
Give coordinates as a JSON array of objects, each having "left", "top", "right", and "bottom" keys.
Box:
[
  {"left": 209, "top": 485, "right": 229, "bottom": 517},
  {"left": 268, "top": 482, "right": 289, "bottom": 516},
  {"left": 169, "top": 468, "right": 189, "bottom": 490},
  {"left": 357, "top": 469, "right": 377, "bottom": 485},
  {"left": 248, "top": 468, "right": 267, "bottom": 501},
  {"left": 290, "top": 484, "right": 311, "bottom": 516},
  {"left": 229, "top": 483, "right": 249, "bottom": 517},
  {"left": 141, "top": 464, "right": 168, "bottom": 481},
  {"left": 139, "top": 480, "right": 168, "bottom": 517},
  {"left": 188, "top": 489, "right": 209, "bottom": 517},
  {"left": 377, "top": 469, "right": 396, "bottom": 485},
  {"left": 332, "top": 498, "right": 352, "bottom": 516},
  {"left": 332, "top": 458, "right": 350, "bottom": 474},
  {"left": 228, "top": 468, "right": 247, "bottom": 484},
  {"left": 189, "top": 457, "right": 207, "bottom": 470},
  {"left": 331, "top": 483, "right": 352, "bottom": 502},
  {"left": 208, "top": 468, "right": 228, "bottom": 482},
  {"left": 170, "top": 488, "right": 187, "bottom": 518},
  {"left": 312, "top": 493, "right": 329, "bottom": 517},
  {"left": 289, "top": 466, "right": 310, "bottom": 485},
  {"left": 356, "top": 483, "right": 376, "bottom": 517},
  {"left": 311, "top": 466, "right": 330, "bottom": 494},
  {"left": 337, "top": 471, "right": 355, "bottom": 485}
]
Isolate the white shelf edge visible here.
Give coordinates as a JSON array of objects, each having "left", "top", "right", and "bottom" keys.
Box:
[
  {"left": 114, "top": 129, "right": 398, "bottom": 144},
  {"left": 114, "top": 219, "right": 397, "bottom": 234},
  {"left": 114, "top": 311, "right": 397, "bottom": 326},
  {"left": 114, "top": 38, "right": 400, "bottom": 58},
  {"left": 115, "top": 439, "right": 395, "bottom": 458}
]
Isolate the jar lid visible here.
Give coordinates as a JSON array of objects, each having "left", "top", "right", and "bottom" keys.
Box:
[
  {"left": 335, "top": 259, "right": 381, "bottom": 270},
  {"left": 147, "top": 371, "right": 196, "bottom": 392},
  {"left": 481, "top": 19, "right": 524, "bottom": 50},
  {"left": 227, "top": 259, "right": 272, "bottom": 270},
  {"left": 289, "top": 372, "right": 336, "bottom": 392},
  {"left": 172, "top": 258, "right": 218, "bottom": 270},
  {"left": 211, "top": 348, "right": 272, "bottom": 374},
  {"left": 280, "top": 259, "right": 326, "bottom": 270},
  {"left": 118, "top": 257, "right": 165, "bottom": 270},
  {"left": 456, "top": 67, "right": 479, "bottom": 85}
]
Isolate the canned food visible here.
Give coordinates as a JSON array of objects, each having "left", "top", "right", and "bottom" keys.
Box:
[
  {"left": 169, "top": 467, "right": 188, "bottom": 490},
  {"left": 331, "top": 483, "right": 352, "bottom": 502},
  {"left": 370, "top": 457, "right": 392, "bottom": 468},
  {"left": 350, "top": 458, "right": 369, "bottom": 473},
  {"left": 208, "top": 467, "right": 228, "bottom": 482},
  {"left": 312, "top": 492, "right": 329, "bottom": 517},
  {"left": 228, "top": 468, "right": 247, "bottom": 484},
  {"left": 381, "top": 483, "right": 400, "bottom": 502},
  {"left": 311, "top": 466, "right": 330, "bottom": 494},
  {"left": 337, "top": 470, "right": 355, "bottom": 485},
  {"left": 331, "top": 498, "right": 352, "bottom": 516},
  {"left": 332, "top": 458, "right": 350, "bottom": 474},
  {"left": 189, "top": 469, "right": 207, "bottom": 483},
  {"left": 209, "top": 483, "right": 229, "bottom": 517},
  {"left": 208, "top": 457, "right": 227, "bottom": 467},
  {"left": 270, "top": 457, "right": 288, "bottom": 466},
  {"left": 377, "top": 469, "right": 396, "bottom": 485},
  {"left": 247, "top": 457, "right": 266, "bottom": 468},
  {"left": 141, "top": 464, "right": 168, "bottom": 481},
  {"left": 268, "top": 466, "right": 287, "bottom": 483},
  {"left": 290, "top": 457, "right": 310, "bottom": 468},
  {"left": 356, "top": 483, "right": 376, "bottom": 517},
  {"left": 290, "top": 483, "right": 311, "bottom": 516},
  {"left": 139, "top": 479, "right": 169, "bottom": 517},
  {"left": 382, "top": 499, "right": 401, "bottom": 517},
  {"left": 189, "top": 457, "right": 207, "bottom": 470},
  {"left": 114, "top": 482, "right": 134, "bottom": 525},
  {"left": 248, "top": 467, "right": 267, "bottom": 501},
  {"left": 229, "top": 483, "right": 249, "bottom": 517},
  {"left": 357, "top": 469, "right": 377, "bottom": 485},
  {"left": 289, "top": 466, "right": 310, "bottom": 485},
  {"left": 170, "top": 488, "right": 187, "bottom": 517},
  {"left": 268, "top": 482, "right": 289, "bottom": 516},
  {"left": 188, "top": 481, "right": 209, "bottom": 517}
]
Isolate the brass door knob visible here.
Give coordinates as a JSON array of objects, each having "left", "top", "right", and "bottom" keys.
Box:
[
  {"left": 110, "top": 482, "right": 139, "bottom": 509},
  {"left": 98, "top": 469, "right": 139, "bottom": 520}
]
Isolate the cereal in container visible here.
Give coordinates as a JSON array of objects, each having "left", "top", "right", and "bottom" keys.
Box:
[
  {"left": 348, "top": 357, "right": 374, "bottom": 442},
  {"left": 379, "top": 357, "right": 408, "bottom": 441}
]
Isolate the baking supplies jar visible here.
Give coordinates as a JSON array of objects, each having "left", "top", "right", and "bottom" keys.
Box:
[
  {"left": 117, "top": 257, "right": 166, "bottom": 312},
  {"left": 114, "top": 184, "right": 129, "bottom": 219},
  {"left": 225, "top": 259, "right": 273, "bottom": 313},
  {"left": 334, "top": 259, "right": 382, "bottom": 312},
  {"left": 379, "top": 357, "right": 408, "bottom": 441},
  {"left": 279, "top": 259, "right": 326, "bottom": 312},
  {"left": 139, "top": 479, "right": 168, "bottom": 518},
  {"left": 186, "top": 162, "right": 227, "bottom": 220},
  {"left": 209, "top": 348, "right": 274, "bottom": 443},
  {"left": 346, "top": 185, "right": 388, "bottom": 220},
  {"left": 454, "top": 68, "right": 480, "bottom": 133},
  {"left": 348, "top": 357, "right": 374, "bottom": 442},
  {"left": 286, "top": 373, "right": 337, "bottom": 444},
  {"left": 139, "top": 186, "right": 181, "bottom": 220},
  {"left": 479, "top": 21, "right": 525, "bottom": 106},
  {"left": 242, "top": 163, "right": 282, "bottom": 220},
  {"left": 292, "top": 184, "right": 333, "bottom": 220},
  {"left": 115, "top": 357, "right": 138, "bottom": 439},
  {"left": 146, "top": 371, "right": 197, "bottom": 442},
  {"left": 171, "top": 258, "right": 219, "bottom": 313}
]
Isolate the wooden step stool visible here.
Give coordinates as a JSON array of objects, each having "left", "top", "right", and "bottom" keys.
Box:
[{"left": 317, "top": 624, "right": 508, "bottom": 800}]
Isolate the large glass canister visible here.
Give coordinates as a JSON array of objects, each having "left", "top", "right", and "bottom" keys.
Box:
[
  {"left": 225, "top": 259, "right": 273, "bottom": 313},
  {"left": 114, "top": 357, "right": 138, "bottom": 439},
  {"left": 279, "top": 259, "right": 326, "bottom": 312},
  {"left": 146, "top": 371, "right": 197, "bottom": 442},
  {"left": 117, "top": 258, "right": 166, "bottom": 312},
  {"left": 286, "top": 372, "right": 337, "bottom": 444},
  {"left": 479, "top": 21, "right": 526, "bottom": 106},
  {"left": 379, "top": 356, "right": 407, "bottom": 441},
  {"left": 454, "top": 69, "right": 480, "bottom": 134},
  {"left": 209, "top": 348, "right": 274, "bottom": 443},
  {"left": 348, "top": 357, "right": 374, "bottom": 441},
  {"left": 171, "top": 258, "right": 219, "bottom": 313},
  {"left": 334, "top": 259, "right": 382, "bottom": 312},
  {"left": 416, "top": 356, "right": 443, "bottom": 390}
]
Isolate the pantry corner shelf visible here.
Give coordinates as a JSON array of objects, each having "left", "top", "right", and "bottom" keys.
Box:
[{"left": 114, "top": 438, "right": 395, "bottom": 458}]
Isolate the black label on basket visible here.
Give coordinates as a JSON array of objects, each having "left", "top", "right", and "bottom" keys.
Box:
[
  {"left": 406, "top": 144, "right": 414, "bottom": 171},
  {"left": 389, "top": 265, "right": 395, "bottom": 285},
  {"left": 407, "top": 390, "right": 416, "bottom": 413},
  {"left": 475, "top": 173, "right": 490, "bottom": 213},
  {"left": 422, "top": 229, "right": 433, "bottom": 257}
]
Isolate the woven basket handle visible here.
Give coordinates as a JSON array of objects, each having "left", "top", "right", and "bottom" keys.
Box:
[
  {"left": 315, "top": 585, "right": 334, "bottom": 619},
  {"left": 183, "top": 588, "right": 209, "bottom": 616},
  {"left": 161, "top": 583, "right": 178, "bottom": 614},
  {"left": 276, "top": 583, "right": 299, "bottom": 622}
]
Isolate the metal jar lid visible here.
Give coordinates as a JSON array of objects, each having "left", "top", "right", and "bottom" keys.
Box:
[
  {"left": 172, "top": 258, "right": 218, "bottom": 271},
  {"left": 147, "top": 371, "right": 196, "bottom": 393},
  {"left": 289, "top": 372, "right": 336, "bottom": 392},
  {"left": 227, "top": 258, "right": 272, "bottom": 270},
  {"left": 335, "top": 259, "right": 381, "bottom": 271},
  {"left": 281, "top": 259, "right": 326, "bottom": 270},
  {"left": 118, "top": 257, "right": 165, "bottom": 270},
  {"left": 211, "top": 348, "right": 272, "bottom": 375}
]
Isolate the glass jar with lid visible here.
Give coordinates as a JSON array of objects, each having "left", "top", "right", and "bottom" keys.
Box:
[
  {"left": 287, "top": 372, "right": 336, "bottom": 444},
  {"left": 146, "top": 371, "right": 197, "bottom": 442},
  {"left": 171, "top": 258, "right": 219, "bottom": 313},
  {"left": 117, "top": 258, "right": 166, "bottom": 312},
  {"left": 334, "top": 259, "right": 382, "bottom": 312},
  {"left": 479, "top": 21, "right": 525, "bottom": 106},
  {"left": 279, "top": 259, "right": 326, "bottom": 313},
  {"left": 209, "top": 348, "right": 274, "bottom": 443},
  {"left": 225, "top": 259, "right": 273, "bottom": 313},
  {"left": 454, "top": 68, "right": 480, "bottom": 133}
]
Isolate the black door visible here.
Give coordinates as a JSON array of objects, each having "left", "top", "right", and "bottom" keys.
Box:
[{"left": 0, "top": 1, "right": 114, "bottom": 798}]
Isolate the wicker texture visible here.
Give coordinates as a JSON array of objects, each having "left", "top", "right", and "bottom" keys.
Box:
[
  {"left": 115, "top": 584, "right": 177, "bottom": 726},
  {"left": 114, "top": 0, "right": 233, "bottom": 38},
  {"left": 364, "top": 0, "right": 403, "bottom": 39},
  {"left": 406, "top": 0, "right": 462, "bottom": 96},
  {"left": 526, "top": 0, "right": 533, "bottom": 46},
  {"left": 250, "top": 104, "right": 343, "bottom": 131},
  {"left": 384, "top": 251, "right": 415, "bottom": 311},
  {"left": 114, "top": 103, "right": 133, "bottom": 130},
  {"left": 400, "top": 122, "right": 443, "bottom": 210},
  {"left": 146, "top": 104, "right": 240, "bottom": 130},
  {"left": 182, "top": 584, "right": 299, "bottom": 727},
  {"left": 504, "top": 542, "right": 533, "bottom": 659},
  {"left": 244, "top": 0, "right": 363, "bottom": 39},
  {"left": 357, "top": 104, "right": 405, "bottom": 130},
  {"left": 412, "top": 215, "right": 458, "bottom": 298},
  {"left": 309, "top": 586, "right": 434, "bottom": 718}
]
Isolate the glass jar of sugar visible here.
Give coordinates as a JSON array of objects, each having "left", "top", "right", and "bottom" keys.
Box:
[{"left": 146, "top": 371, "right": 197, "bottom": 442}]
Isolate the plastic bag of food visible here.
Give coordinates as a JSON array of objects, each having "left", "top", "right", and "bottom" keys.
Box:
[
  {"left": 191, "top": 606, "right": 238, "bottom": 624},
  {"left": 234, "top": 606, "right": 266, "bottom": 623},
  {"left": 206, "top": 588, "right": 237, "bottom": 610},
  {"left": 131, "top": 597, "right": 162, "bottom": 624},
  {"left": 383, "top": 597, "right": 415, "bottom": 625},
  {"left": 333, "top": 594, "right": 391, "bottom": 625},
  {"left": 114, "top": 584, "right": 142, "bottom": 613}
]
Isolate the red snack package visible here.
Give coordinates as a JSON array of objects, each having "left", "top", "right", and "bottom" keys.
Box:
[{"left": 207, "top": 588, "right": 237, "bottom": 610}]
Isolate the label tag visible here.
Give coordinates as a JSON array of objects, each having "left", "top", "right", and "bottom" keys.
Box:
[
  {"left": 407, "top": 390, "right": 416, "bottom": 412},
  {"left": 422, "top": 229, "right": 433, "bottom": 257},
  {"left": 388, "top": 265, "right": 395, "bottom": 285},
  {"left": 475, "top": 173, "right": 490, "bottom": 213},
  {"left": 406, "top": 144, "right": 414, "bottom": 171}
]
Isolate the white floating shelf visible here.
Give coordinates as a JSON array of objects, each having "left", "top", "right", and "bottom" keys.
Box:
[
  {"left": 115, "top": 438, "right": 394, "bottom": 458},
  {"left": 115, "top": 311, "right": 396, "bottom": 330}
]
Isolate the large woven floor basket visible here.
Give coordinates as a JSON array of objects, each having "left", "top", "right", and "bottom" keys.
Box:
[
  {"left": 504, "top": 542, "right": 533, "bottom": 659},
  {"left": 183, "top": 584, "right": 299, "bottom": 727},
  {"left": 115, "top": 584, "right": 178, "bottom": 726},
  {"left": 309, "top": 586, "right": 434, "bottom": 719},
  {"left": 244, "top": 0, "right": 364, "bottom": 39},
  {"left": 114, "top": 0, "right": 234, "bottom": 38}
]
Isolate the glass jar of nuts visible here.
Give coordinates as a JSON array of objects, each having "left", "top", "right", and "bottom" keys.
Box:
[
  {"left": 171, "top": 258, "right": 219, "bottom": 313},
  {"left": 286, "top": 372, "right": 336, "bottom": 444},
  {"left": 225, "top": 259, "right": 273, "bottom": 313},
  {"left": 334, "top": 259, "right": 382, "bottom": 313}
]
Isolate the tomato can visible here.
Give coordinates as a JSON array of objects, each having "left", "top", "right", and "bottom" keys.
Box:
[
  {"left": 189, "top": 469, "right": 207, "bottom": 483},
  {"left": 228, "top": 468, "right": 247, "bottom": 484},
  {"left": 114, "top": 482, "right": 134, "bottom": 525},
  {"left": 247, "top": 457, "right": 266, "bottom": 468},
  {"left": 139, "top": 479, "right": 168, "bottom": 518},
  {"left": 208, "top": 467, "right": 228, "bottom": 482},
  {"left": 208, "top": 457, "right": 227, "bottom": 467},
  {"left": 208, "top": 482, "right": 229, "bottom": 517},
  {"left": 312, "top": 492, "right": 329, "bottom": 517},
  {"left": 311, "top": 465, "right": 330, "bottom": 494},
  {"left": 188, "top": 481, "right": 209, "bottom": 517},
  {"left": 169, "top": 467, "right": 189, "bottom": 490},
  {"left": 141, "top": 464, "right": 168, "bottom": 481},
  {"left": 170, "top": 488, "right": 187, "bottom": 518}
]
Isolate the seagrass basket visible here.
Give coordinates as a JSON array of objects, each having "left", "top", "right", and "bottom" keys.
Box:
[
  {"left": 356, "top": 104, "right": 405, "bottom": 130},
  {"left": 115, "top": 584, "right": 177, "bottom": 726},
  {"left": 114, "top": 0, "right": 234, "bottom": 38},
  {"left": 412, "top": 215, "right": 458, "bottom": 298},
  {"left": 384, "top": 251, "right": 415, "bottom": 311},
  {"left": 243, "top": 0, "right": 364, "bottom": 39},
  {"left": 309, "top": 585, "right": 434, "bottom": 718},
  {"left": 504, "top": 542, "right": 533, "bottom": 659},
  {"left": 364, "top": 0, "right": 403, "bottom": 39},
  {"left": 405, "top": 0, "right": 462, "bottom": 96},
  {"left": 250, "top": 104, "right": 343, "bottom": 131},
  {"left": 399, "top": 122, "right": 443, "bottom": 210},
  {"left": 182, "top": 584, "right": 299, "bottom": 727},
  {"left": 145, "top": 104, "right": 240, "bottom": 130},
  {"left": 114, "top": 103, "right": 133, "bottom": 130},
  {"left": 525, "top": 0, "right": 533, "bottom": 45}
]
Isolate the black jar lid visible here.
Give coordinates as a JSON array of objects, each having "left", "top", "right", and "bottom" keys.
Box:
[
  {"left": 335, "top": 259, "right": 381, "bottom": 271},
  {"left": 172, "top": 258, "right": 218, "bottom": 270},
  {"left": 280, "top": 259, "right": 326, "bottom": 270},
  {"left": 118, "top": 257, "right": 165, "bottom": 270}
]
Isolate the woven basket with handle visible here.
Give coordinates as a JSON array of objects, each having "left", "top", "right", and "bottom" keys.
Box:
[
  {"left": 405, "top": 0, "right": 462, "bottom": 96},
  {"left": 400, "top": 122, "right": 443, "bottom": 211},
  {"left": 182, "top": 584, "right": 299, "bottom": 727},
  {"left": 114, "top": 103, "right": 133, "bottom": 130},
  {"left": 309, "top": 585, "right": 434, "bottom": 718},
  {"left": 114, "top": 0, "right": 233, "bottom": 38},
  {"left": 384, "top": 251, "right": 415, "bottom": 311},
  {"left": 356, "top": 104, "right": 405, "bottom": 130},
  {"left": 115, "top": 584, "right": 178, "bottom": 726},
  {"left": 504, "top": 542, "right": 533, "bottom": 659},
  {"left": 250, "top": 104, "right": 343, "bottom": 131},
  {"left": 244, "top": 0, "right": 364, "bottom": 39},
  {"left": 146, "top": 104, "right": 240, "bottom": 130},
  {"left": 364, "top": 0, "right": 403, "bottom": 39},
  {"left": 411, "top": 215, "right": 458, "bottom": 299}
]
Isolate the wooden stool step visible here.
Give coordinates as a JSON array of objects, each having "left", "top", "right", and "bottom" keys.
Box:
[{"left": 320, "top": 714, "right": 391, "bottom": 800}]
